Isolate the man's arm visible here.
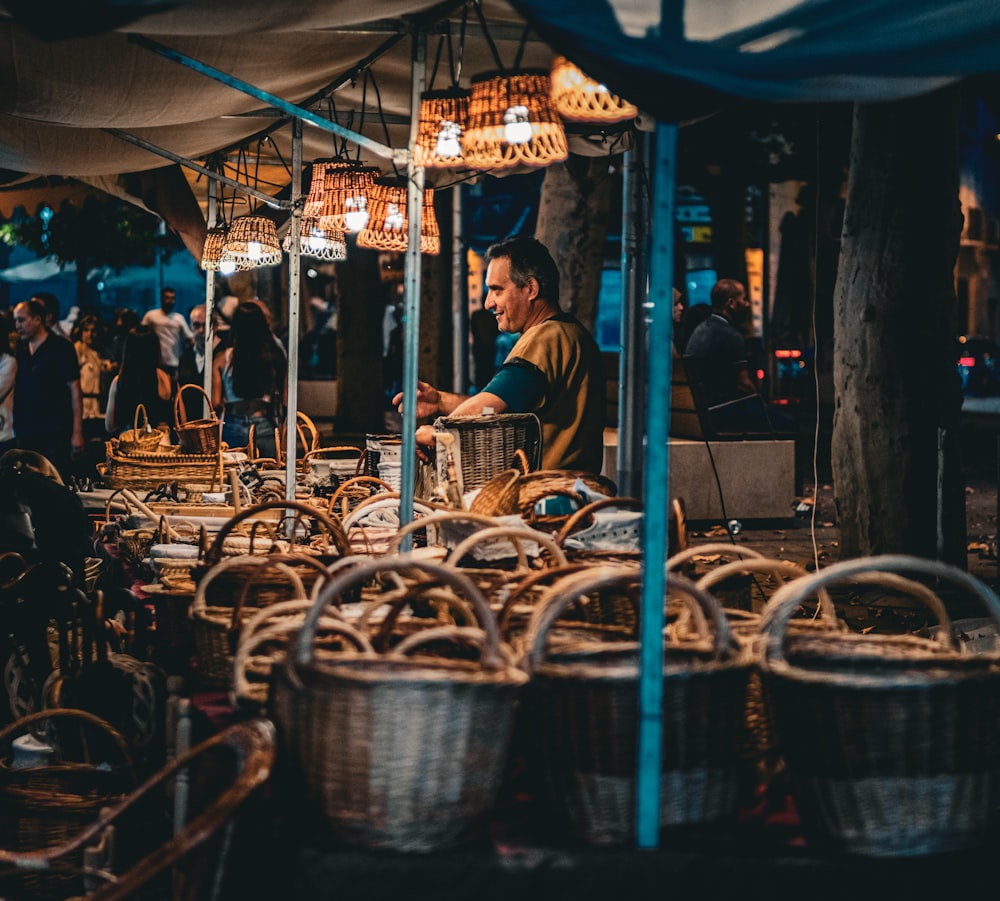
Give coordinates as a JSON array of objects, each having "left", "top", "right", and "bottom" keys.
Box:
[{"left": 69, "top": 379, "right": 84, "bottom": 454}]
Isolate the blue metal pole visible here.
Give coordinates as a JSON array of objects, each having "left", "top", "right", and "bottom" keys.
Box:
[{"left": 636, "top": 121, "right": 677, "bottom": 849}]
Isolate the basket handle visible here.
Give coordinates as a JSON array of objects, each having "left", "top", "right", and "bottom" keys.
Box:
[
  {"left": 695, "top": 558, "right": 833, "bottom": 619},
  {"left": 445, "top": 524, "right": 569, "bottom": 572},
  {"left": 204, "top": 499, "right": 351, "bottom": 566},
  {"left": 385, "top": 509, "right": 498, "bottom": 556},
  {"left": 388, "top": 625, "right": 517, "bottom": 667},
  {"left": 295, "top": 557, "right": 502, "bottom": 669},
  {"left": 304, "top": 446, "right": 364, "bottom": 462},
  {"left": 553, "top": 496, "right": 643, "bottom": 548},
  {"left": 326, "top": 476, "right": 393, "bottom": 518},
  {"left": 496, "top": 562, "right": 594, "bottom": 635},
  {"left": 239, "top": 598, "right": 346, "bottom": 645},
  {"left": 174, "top": 382, "right": 217, "bottom": 428},
  {"left": 361, "top": 584, "right": 479, "bottom": 652},
  {"left": 0, "top": 708, "right": 134, "bottom": 772},
  {"left": 520, "top": 567, "right": 733, "bottom": 674},
  {"left": 228, "top": 559, "right": 310, "bottom": 632},
  {"left": 667, "top": 543, "right": 764, "bottom": 570},
  {"left": 192, "top": 554, "right": 287, "bottom": 616},
  {"left": 133, "top": 403, "right": 151, "bottom": 434},
  {"left": 233, "top": 616, "right": 373, "bottom": 707},
  {"left": 341, "top": 494, "right": 436, "bottom": 531},
  {"left": 759, "top": 555, "right": 1000, "bottom": 665}
]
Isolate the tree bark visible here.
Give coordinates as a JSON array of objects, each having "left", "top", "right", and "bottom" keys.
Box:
[
  {"left": 535, "top": 155, "right": 613, "bottom": 331},
  {"left": 832, "top": 86, "right": 966, "bottom": 563}
]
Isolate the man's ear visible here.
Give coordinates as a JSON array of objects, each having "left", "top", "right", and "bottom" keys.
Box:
[{"left": 525, "top": 277, "right": 540, "bottom": 302}]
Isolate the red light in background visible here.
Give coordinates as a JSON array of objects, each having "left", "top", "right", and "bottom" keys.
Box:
[
  {"left": 756, "top": 369, "right": 765, "bottom": 381},
  {"left": 959, "top": 356, "right": 976, "bottom": 367},
  {"left": 774, "top": 349, "right": 802, "bottom": 359}
]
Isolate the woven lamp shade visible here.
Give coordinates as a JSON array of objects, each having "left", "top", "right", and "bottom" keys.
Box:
[
  {"left": 357, "top": 179, "right": 440, "bottom": 255},
  {"left": 302, "top": 159, "right": 338, "bottom": 219},
  {"left": 222, "top": 214, "right": 282, "bottom": 268},
  {"left": 200, "top": 226, "right": 228, "bottom": 271},
  {"left": 549, "top": 56, "right": 638, "bottom": 124},
  {"left": 462, "top": 69, "right": 568, "bottom": 170},
  {"left": 413, "top": 87, "right": 471, "bottom": 168},
  {"left": 318, "top": 164, "right": 379, "bottom": 233},
  {"left": 283, "top": 218, "right": 348, "bottom": 261}
]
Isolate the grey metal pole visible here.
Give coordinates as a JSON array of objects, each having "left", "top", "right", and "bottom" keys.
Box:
[
  {"left": 451, "top": 188, "right": 468, "bottom": 394},
  {"left": 284, "top": 118, "right": 303, "bottom": 503},
  {"left": 636, "top": 121, "right": 677, "bottom": 850},
  {"left": 397, "top": 28, "right": 426, "bottom": 542},
  {"left": 618, "top": 134, "right": 649, "bottom": 497},
  {"left": 203, "top": 180, "right": 217, "bottom": 417}
]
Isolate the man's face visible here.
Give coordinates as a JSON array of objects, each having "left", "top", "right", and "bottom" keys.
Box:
[
  {"left": 161, "top": 291, "right": 176, "bottom": 313},
  {"left": 13, "top": 304, "right": 42, "bottom": 342},
  {"left": 483, "top": 256, "right": 534, "bottom": 334},
  {"left": 726, "top": 286, "right": 751, "bottom": 326},
  {"left": 190, "top": 311, "right": 206, "bottom": 349}
]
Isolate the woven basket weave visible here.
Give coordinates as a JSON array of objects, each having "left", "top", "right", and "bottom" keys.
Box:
[
  {"left": 101, "top": 440, "right": 222, "bottom": 491},
  {"left": 174, "top": 383, "right": 221, "bottom": 455},
  {"left": 520, "top": 567, "right": 751, "bottom": 846},
  {"left": 117, "top": 403, "right": 168, "bottom": 456},
  {"left": 759, "top": 554, "right": 1000, "bottom": 857},
  {"left": 271, "top": 557, "right": 526, "bottom": 852},
  {"left": 434, "top": 412, "right": 541, "bottom": 496}
]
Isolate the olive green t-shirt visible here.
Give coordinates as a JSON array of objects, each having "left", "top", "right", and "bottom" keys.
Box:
[{"left": 484, "top": 313, "right": 605, "bottom": 472}]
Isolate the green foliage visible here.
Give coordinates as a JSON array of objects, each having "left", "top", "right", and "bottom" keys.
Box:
[{"left": 2, "top": 196, "right": 182, "bottom": 271}]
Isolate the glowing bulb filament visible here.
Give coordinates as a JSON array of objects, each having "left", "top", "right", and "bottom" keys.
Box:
[
  {"left": 504, "top": 105, "right": 532, "bottom": 144},
  {"left": 385, "top": 203, "right": 404, "bottom": 232},
  {"left": 344, "top": 195, "right": 369, "bottom": 232},
  {"left": 435, "top": 120, "right": 462, "bottom": 159}
]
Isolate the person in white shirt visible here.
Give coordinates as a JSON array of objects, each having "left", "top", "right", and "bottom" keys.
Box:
[{"left": 141, "top": 286, "right": 192, "bottom": 380}]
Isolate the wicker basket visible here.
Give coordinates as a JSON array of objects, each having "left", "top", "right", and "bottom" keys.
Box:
[
  {"left": 101, "top": 440, "right": 223, "bottom": 491},
  {"left": 117, "top": 403, "right": 168, "bottom": 456},
  {"left": 271, "top": 557, "right": 526, "bottom": 852},
  {"left": 554, "top": 496, "right": 643, "bottom": 565},
  {"left": 174, "top": 384, "right": 221, "bottom": 456},
  {"left": 433, "top": 412, "right": 541, "bottom": 496},
  {"left": 0, "top": 709, "right": 134, "bottom": 896},
  {"left": 520, "top": 567, "right": 751, "bottom": 846},
  {"left": 759, "top": 554, "right": 1000, "bottom": 857}
]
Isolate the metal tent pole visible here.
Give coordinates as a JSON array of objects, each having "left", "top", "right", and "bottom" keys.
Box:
[
  {"left": 636, "top": 121, "right": 677, "bottom": 849},
  {"left": 618, "top": 133, "right": 649, "bottom": 497},
  {"left": 203, "top": 180, "right": 217, "bottom": 416},
  {"left": 452, "top": 188, "right": 468, "bottom": 394},
  {"left": 397, "top": 28, "right": 426, "bottom": 541},
  {"left": 284, "top": 118, "right": 303, "bottom": 503}
]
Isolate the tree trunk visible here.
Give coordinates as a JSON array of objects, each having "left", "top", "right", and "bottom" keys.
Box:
[
  {"left": 535, "top": 155, "right": 613, "bottom": 331},
  {"left": 336, "top": 247, "right": 386, "bottom": 435},
  {"left": 832, "top": 86, "right": 966, "bottom": 563}
]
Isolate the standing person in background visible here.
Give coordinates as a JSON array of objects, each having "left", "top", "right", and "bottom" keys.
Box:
[
  {"left": 12, "top": 299, "right": 83, "bottom": 482},
  {"left": 72, "top": 314, "right": 115, "bottom": 482},
  {"left": 141, "top": 286, "right": 191, "bottom": 381},
  {"left": 0, "top": 318, "right": 16, "bottom": 457},
  {"left": 105, "top": 327, "right": 173, "bottom": 438},
  {"left": 32, "top": 291, "right": 69, "bottom": 339},
  {"left": 212, "top": 301, "right": 287, "bottom": 459}
]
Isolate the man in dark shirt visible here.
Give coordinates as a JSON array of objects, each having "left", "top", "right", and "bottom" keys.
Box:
[{"left": 13, "top": 298, "right": 84, "bottom": 482}]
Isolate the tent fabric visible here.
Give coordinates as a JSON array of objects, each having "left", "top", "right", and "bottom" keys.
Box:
[{"left": 511, "top": 0, "right": 1000, "bottom": 121}]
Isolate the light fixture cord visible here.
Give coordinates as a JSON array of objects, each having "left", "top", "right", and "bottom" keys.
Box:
[
  {"left": 473, "top": 0, "right": 505, "bottom": 70},
  {"left": 512, "top": 24, "right": 530, "bottom": 70}
]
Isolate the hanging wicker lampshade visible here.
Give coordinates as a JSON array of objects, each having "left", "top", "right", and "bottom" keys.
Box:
[
  {"left": 283, "top": 218, "right": 348, "bottom": 261},
  {"left": 357, "top": 178, "right": 440, "bottom": 255},
  {"left": 222, "top": 214, "right": 282, "bottom": 268},
  {"left": 462, "top": 69, "right": 568, "bottom": 170},
  {"left": 302, "top": 159, "right": 338, "bottom": 219},
  {"left": 549, "top": 56, "right": 638, "bottom": 124},
  {"left": 413, "top": 87, "right": 471, "bottom": 168},
  {"left": 200, "top": 226, "right": 228, "bottom": 272},
  {"left": 318, "top": 163, "right": 378, "bottom": 233}
]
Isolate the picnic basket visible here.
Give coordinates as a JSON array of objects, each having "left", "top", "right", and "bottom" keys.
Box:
[
  {"left": 174, "top": 383, "right": 221, "bottom": 455},
  {"left": 520, "top": 566, "right": 751, "bottom": 845},
  {"left": 117, "top": 403, "right": 168, "bottom": 456},
  {"left": 271, "top": 557, "right": 527, "bottom": 852},
  {"left": 433, "top": 412, "right": 542, "bottom": 495},
  {"left": 759, "top": 554, "right": 1000, "bottom": 856},
  {"left": 101, "top": 439, "right": 223, "bottom": 491}
]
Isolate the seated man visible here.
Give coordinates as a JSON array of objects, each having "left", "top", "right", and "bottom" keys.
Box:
[{"left": 394, "top": 236, "right": 605, "bottom": 473}]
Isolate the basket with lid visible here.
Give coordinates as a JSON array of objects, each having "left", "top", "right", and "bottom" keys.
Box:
[{"left": 759, "top": 554, "right": 1000, "bottom": 857}]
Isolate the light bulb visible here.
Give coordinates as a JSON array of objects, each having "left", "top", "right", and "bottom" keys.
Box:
[
  {"left": 219, "top": 259, "right": 237, "bottom": 275},
  {"left": 306, "top": 228, "right": 326, "bottom": 255},
  {"left": 385, "top": 203, "right": 404, "bottom": 232},
  {"left": 503, "top": 105, "right": 532, "bottom": 144},
  {"left": 248, "top": 241, "right": 262, "bottom": 260},
  {"left": 344, "top": 195, "right": 369, "bottom": 232},
  {"left": 435, "top": 120, "right": 462, "bottom": 159}
]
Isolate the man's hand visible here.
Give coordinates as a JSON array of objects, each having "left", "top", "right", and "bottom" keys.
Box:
[
  {"left": 415, "top": 424, "right": 436, "bottom": 463},
  {"left": 393, "top": 380, "right": 441, "bottom": 419}
]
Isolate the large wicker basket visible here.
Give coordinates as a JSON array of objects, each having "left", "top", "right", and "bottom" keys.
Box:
[
  {"left": 101, "top": 439, "right": 223, "bottom": 491},
  {"left": 759, "top": 554, "right": 1000, "bottom": 857},
  {"left": 271, "top": 557, "right": 527, "bottom": 852},
  {"left": 520, "top": 566, "right": 751, "bottom": 846},
  {"left": 117, "top": 403, "right": 168, "bottom": 456},
  {"left": 433, "top": 412, "right": 541, "bottom": 495}
]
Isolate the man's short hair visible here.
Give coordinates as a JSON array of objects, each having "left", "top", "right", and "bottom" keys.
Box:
[
  {"left": 485, "top": 236, "right": 560, "bottom": 307},
  {"left": 189, "top": 304, "right": 207, "bottom": 325},
  {"left": 30, "top": 292, "right": 60, "bottom": 323},
  {"left": 710, "top": 279, "right": 745, "bottom": 310},
  {"left": 18, "top": 299, "right": 47, "bottom": 322}
]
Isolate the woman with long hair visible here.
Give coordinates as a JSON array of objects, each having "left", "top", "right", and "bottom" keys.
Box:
[
  {"left": 211, "top": 300, "right": 286, "bottom": 457},
  {"left": 0, "top": 315, "right": 16, "bottom": 457},
  {"left": 105, "top": 326, "right": 173, "bottom": 436}
]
